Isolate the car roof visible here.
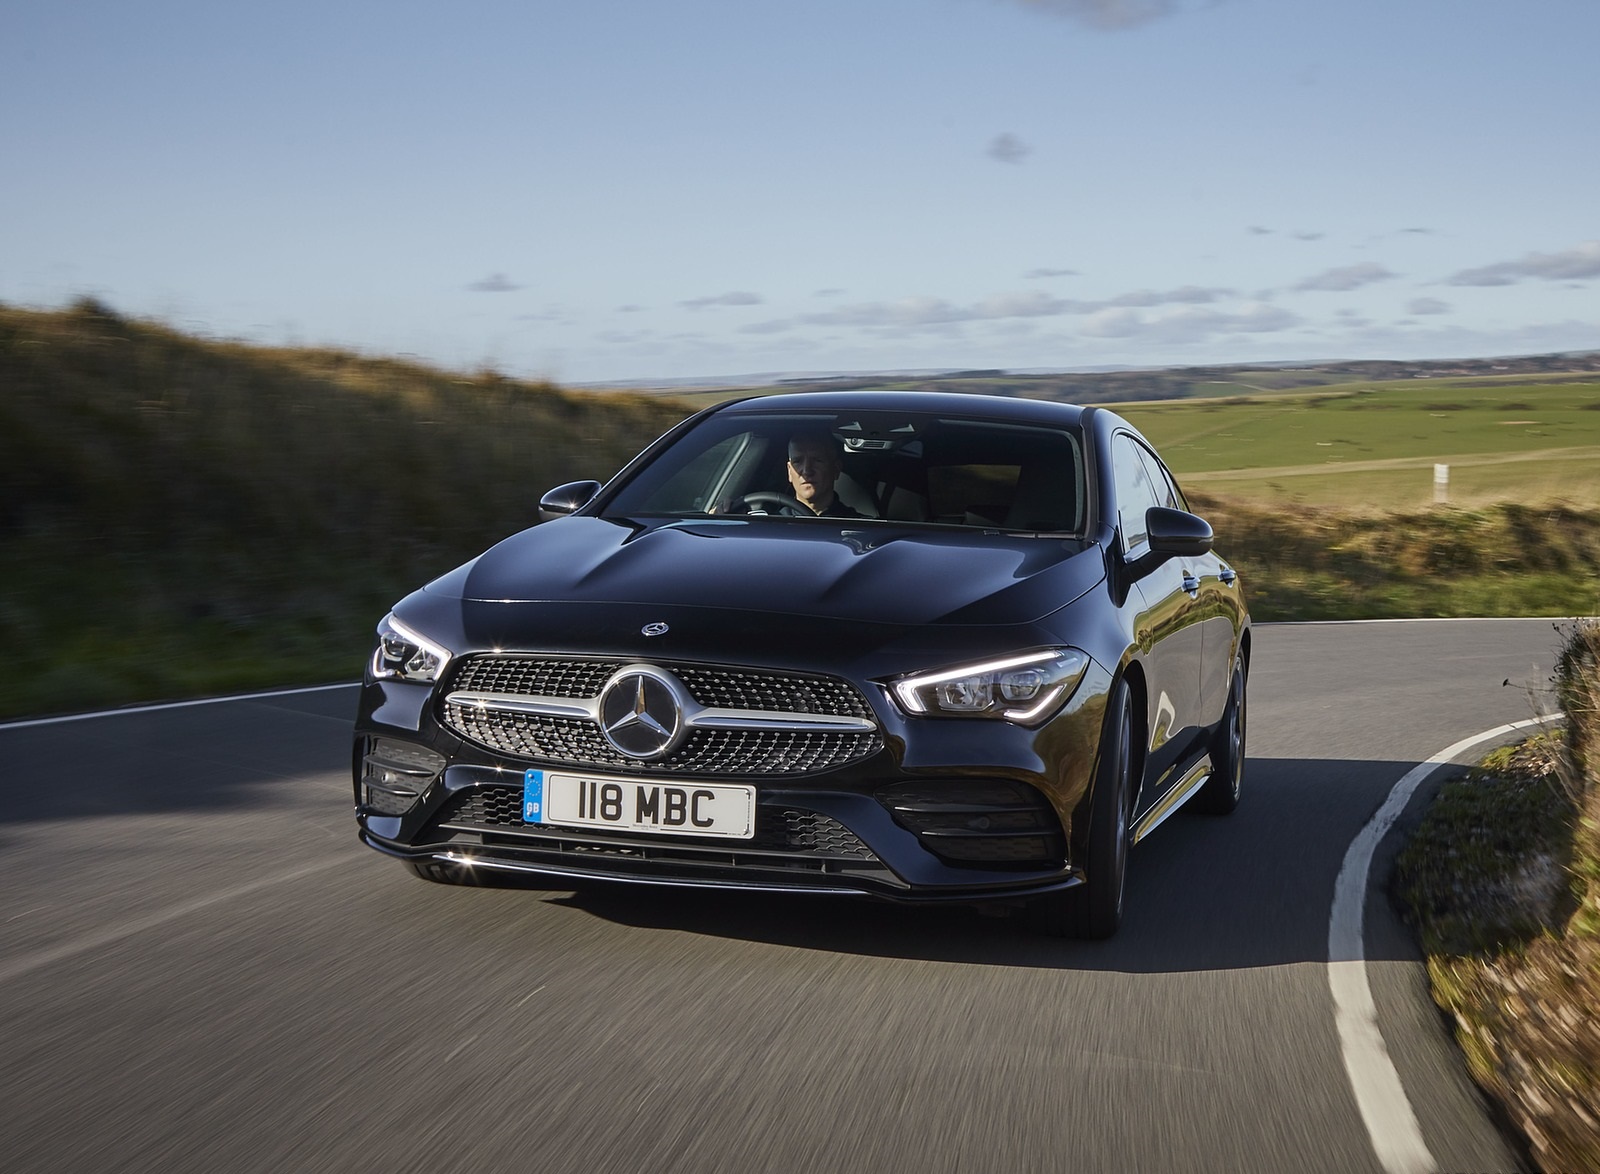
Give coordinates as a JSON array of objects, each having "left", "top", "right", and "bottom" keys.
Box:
[{"left": 712, "top": 389, "right": 1092, "bottom": 428}]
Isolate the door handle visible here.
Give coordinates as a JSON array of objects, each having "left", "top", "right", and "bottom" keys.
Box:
[
  {"left": 1182, "top": 573, "right": 1200, "bottom": 594},
  {"left": 1219, "top": 566, "right": 1237, "bottom": 586}
]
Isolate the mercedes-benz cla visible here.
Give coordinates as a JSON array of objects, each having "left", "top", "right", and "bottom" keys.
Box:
[{"left": 353, "top": 390, "right": 1249, "bottom": 937}]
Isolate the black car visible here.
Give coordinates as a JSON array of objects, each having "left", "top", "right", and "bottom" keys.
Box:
[{"left": 353, "top": 390, "right": 1249, "bottom": 937}]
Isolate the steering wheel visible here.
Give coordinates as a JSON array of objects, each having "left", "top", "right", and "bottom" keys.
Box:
[{"left": 741, "top": 491, "right": 801, "bottom": 514}]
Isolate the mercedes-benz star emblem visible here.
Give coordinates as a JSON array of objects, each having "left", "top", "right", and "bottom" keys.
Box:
[
  {"left": 641, "top": 622, "right": 670, "bottom": 637},
  {"left": 597, "top": 666, "right": 690, "bottom": 759}
]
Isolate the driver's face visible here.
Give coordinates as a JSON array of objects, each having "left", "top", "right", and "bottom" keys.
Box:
[{"left": 787, "top": 439, "right": 840, "bottom": 507}]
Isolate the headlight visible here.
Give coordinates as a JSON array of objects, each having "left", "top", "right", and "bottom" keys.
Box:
[
  {"left": 890, "top": 648, "right": 1088, "bottom": 725},
  {"left": 370, "top": 613, "right": 452, "bottom": 684}
]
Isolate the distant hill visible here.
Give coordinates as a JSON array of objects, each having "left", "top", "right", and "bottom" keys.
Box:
[{"left": 699, "top": 351, "right": 1600, "bottom": 405}]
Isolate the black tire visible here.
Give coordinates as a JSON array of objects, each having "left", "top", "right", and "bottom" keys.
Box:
[
  {"left": 1194, "top": 660, "right": 1246, "bottom": 815},
  {"left": 1028, "top": 679, "right": 1134, "bottom": 939}
]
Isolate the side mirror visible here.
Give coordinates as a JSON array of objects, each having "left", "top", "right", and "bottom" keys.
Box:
[
  {"left": 538, "top": 480, "right": 602, "bottom": 522},
  {"left": 1146, "top": 507, "right": 1213, "bottom": 557}
]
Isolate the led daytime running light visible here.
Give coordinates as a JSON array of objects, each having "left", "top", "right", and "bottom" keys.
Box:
[
  {"left": 371, "top": 613, "right": 452, "bottom": 684},
  {"left": 891, "top": 649, "right": 1087, "bottom": 725}
]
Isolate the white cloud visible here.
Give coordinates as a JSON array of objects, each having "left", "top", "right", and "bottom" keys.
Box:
[
  {"left": 680, "top": 291, "right": 765, "bottom": 309},
  {"left": 1318, "top": 317, "right": 1600, "bottom": 360},
  {"left": 1004, "top": 0, "right": 1184, "bottom": 31},
  {"left": 974, "top": 290, "right": 1076, "bottom": 318},
  {"left": 1025, "top": 267, "right": 1080, "bottom": 279},
  {"left": 804, "top": 297, "right": 977, "bottom": 328},
  {"left": 1446, "top": 240, "right": 1600, "bottom": 286},
  {"left": 1107, "top": 285, "right": 1234, "bottom": 307},
  {"left": 467, "top": 273, "right": 521, "bottom": 293},
  {"left": 741, "top": 284, "right": 1267, "bottom": 338},
  {"left": 1407, "top": 297, "right": 1450, "bottom": 316},
  {"left": 1293, "top": 263, "right": 1397, "bottom": 292},
  {"left": 1081, "top": 302, "right": 1299, "bottom": 342},
  {"left": 515, "top": 307, "right": 572, "bottom": 324},
  {"left": 987, "top": 133, "right": 1031, "bottom": 164},
  {"left": 597, "top": 329, "right": 654, "bottom": 345},
  {"left": 1078, "top": 307, "right": 1144, "bottom": 338}
]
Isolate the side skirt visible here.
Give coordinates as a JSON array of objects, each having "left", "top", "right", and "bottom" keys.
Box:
[{"left": 1131, "top": 754, "right": 1212, "bottom": 845}]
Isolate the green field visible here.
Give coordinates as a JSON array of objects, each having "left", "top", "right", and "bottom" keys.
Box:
[{"left": 1119, "top": 379, "right": 1600, "bottom": 509}]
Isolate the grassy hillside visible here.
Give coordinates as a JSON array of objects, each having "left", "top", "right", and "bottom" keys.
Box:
[
  {"left": 1, "top": 300, "right": 695, "bottom": 717},
  {"left": 3, "top": 299, "right": 1599, "bottom": 720}
]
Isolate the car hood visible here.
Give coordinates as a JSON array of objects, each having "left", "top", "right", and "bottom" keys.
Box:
[{"left": 427, "top": 516, "right": 1102, "bottom": 628}]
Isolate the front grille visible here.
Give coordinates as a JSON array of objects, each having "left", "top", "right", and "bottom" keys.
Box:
[
  {"left": 451, "top": 656, "right": 872, "bottom": 718},
  {"left": 433, "top": 785, "right": 878, "bottom": 860},
  {"left": 452, "top": 658, "right": 616, "bottom": 698},
  {"left": 446, "top": 709, "right": 614, "bottom": 764},
  {"left": 672, "top": 667, "right": 871, "bottom": 717},
  {"left": 441, "top": 655, "right": 882, "bottom": 775}
]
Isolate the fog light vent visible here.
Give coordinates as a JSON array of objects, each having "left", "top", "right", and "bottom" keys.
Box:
[
  {"left": 876, "top": 779, "right": 1065, "bottom": 869},
  {"left": 361, "top": 738, "right": 446, "bottom": 815}
]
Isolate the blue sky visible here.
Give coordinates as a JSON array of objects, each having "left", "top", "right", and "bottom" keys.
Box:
[{"left": 3, "top": 0, "right": 1597, "bottom": 384}]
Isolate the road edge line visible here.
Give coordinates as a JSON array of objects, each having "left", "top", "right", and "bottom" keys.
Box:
[
  {"left": 0, "top": 682, "right": 359, "bottom": 731},
  {"left": 1328, "top": 713, "right": 1560, "bottom": 1174}
]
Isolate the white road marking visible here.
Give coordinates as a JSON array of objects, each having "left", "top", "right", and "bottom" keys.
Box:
[
  {"left": 1329, "top": 713, "right": 1560, "bottom": 1174},
  {"left": 0, "top": 682, "right": 358, "bottom": 730},
  {"left": 0, "top": 858, "right": 350, "bottom": 985}
]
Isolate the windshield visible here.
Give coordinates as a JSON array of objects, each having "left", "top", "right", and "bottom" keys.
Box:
[{"left": 603, "top": 409, "right": 1087, "bottom": 534}]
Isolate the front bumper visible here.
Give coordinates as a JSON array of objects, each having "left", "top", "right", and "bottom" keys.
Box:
[
  {"left": 357, "top": 765, "right": 1084, "bottom": 902},
  {"left": 353, "top": 644, "right": 1112, "bottom": 904}
]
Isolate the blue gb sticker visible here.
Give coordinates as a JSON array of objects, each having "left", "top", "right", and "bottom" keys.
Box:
[{"left": 522, "top": 769, "right": 544, "bottom": 823}]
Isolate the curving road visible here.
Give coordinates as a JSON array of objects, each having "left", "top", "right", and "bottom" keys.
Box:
[{"left": 0, "top": 619, "right": 1567, "bottom": 1173}]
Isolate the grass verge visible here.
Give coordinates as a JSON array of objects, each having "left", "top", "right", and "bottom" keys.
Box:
[
  {"left": 1192, "top": 495, "right": 1600, "bottom": 621},
  {"left": 1395, "top": 619, "right": 1600, "bottom": 1172}
]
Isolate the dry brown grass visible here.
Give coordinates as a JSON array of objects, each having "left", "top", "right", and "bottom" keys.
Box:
[
  {"left": 1192, "top": 495, "right": 1600, "bottom": 621},
  {"left": 1398, "top": 621, "right": 1600, "bottom": 1172}
]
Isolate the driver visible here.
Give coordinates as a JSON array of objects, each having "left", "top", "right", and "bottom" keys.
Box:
[{"left": 782, "top": 431, "right": 863, "bottom": 517}]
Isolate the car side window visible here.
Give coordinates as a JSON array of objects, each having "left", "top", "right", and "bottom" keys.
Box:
[
  {"left": 1133, "top": 443, "right": 1185, "bottom": 512},
  {"left": 647, "top": 432, "right": 756, "bottom": 512},
  {"left": 1112, "top": 433, "right": 1162, "bottom": 554}
]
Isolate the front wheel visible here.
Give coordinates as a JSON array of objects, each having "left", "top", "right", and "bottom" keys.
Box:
[
  {"left": 1028, "top": 679, "right": 1133, "bottom": 939},
  {"left": 1194, "top": 660, "right": 1246, "bottom": 815}
]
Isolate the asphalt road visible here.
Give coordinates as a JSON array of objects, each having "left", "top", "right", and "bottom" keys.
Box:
[{"left": 0, "top": 619, "right": 1567, "bottom": 1173}]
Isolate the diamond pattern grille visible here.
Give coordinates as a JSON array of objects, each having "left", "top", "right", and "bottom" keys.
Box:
[
  {"left": 452, "top": 658, "right": 615, "bottom": 698},
  {"left": 450, "top": 655, "right": 870, "bottom": 717},
  {"left": 442, "top": 656, "right": 881, "bottom": 775}
]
